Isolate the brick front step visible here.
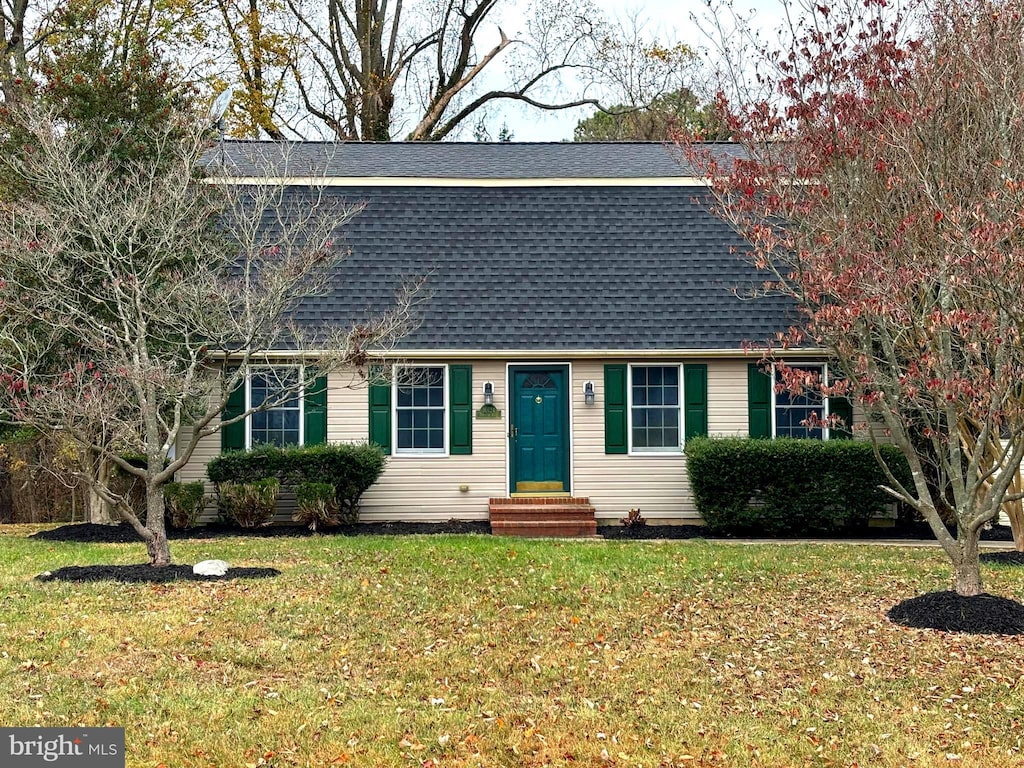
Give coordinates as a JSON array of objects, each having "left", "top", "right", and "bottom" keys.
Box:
[
  {"left": 488, "top": 507, "right": 598, "bottom": 522},
  {"left": 491, "top": 520, "right": 598, "bottom": 538},
  {"left": 489, "top": 497, "right": 597, "bottom": 538}
]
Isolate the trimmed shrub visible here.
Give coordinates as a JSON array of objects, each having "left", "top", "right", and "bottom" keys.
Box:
[
  {"left": 218, "top": 478, "right": 280, "bottom": 528},
  {"left": 163, "top": 481, "right": 206, "bottom": 529},
  {"left": 294, "top": 482, "right": 342, "bottom": 530},
  {"left": 685, "top": 437, "right": 912, "bottom": 536},
  {"left": 207, "top": 443, "right": 385, "bottom": 522}
]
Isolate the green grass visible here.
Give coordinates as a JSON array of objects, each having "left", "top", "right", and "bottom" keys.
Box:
[{"left": 2, "top": 525, "right": 1024, "bottom": 767}]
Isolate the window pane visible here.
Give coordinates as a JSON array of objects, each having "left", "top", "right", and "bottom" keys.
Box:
[
  {"left": 395, "top": 366, "right": 446, "bottom": 453},
  {"left": 429, "top": 386, "right": 443, "bottom": 407},
  {"left": 429, "top": 409, "right": 443, "bottom": 430},
  {"left": 775, "top": 365, "right": 825, "bottom": 441},
  {"left": 249, "top": 367, "right": 302, "bottom": 448},
  {"left": 664, "top": 383, "right": 679, "bottom": 407},
  {"left": 630, "top": 365, "right": 682, "bottom": 451},
  {"left": 397, "top": 386, "right": 413, "bottom": 407}
]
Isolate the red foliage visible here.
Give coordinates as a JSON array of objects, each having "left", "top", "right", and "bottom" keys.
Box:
[{"left": 682, "top": 0, "right": 1024, "bottom": 572}]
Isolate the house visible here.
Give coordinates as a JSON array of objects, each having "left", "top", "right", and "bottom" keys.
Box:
[{"left": 177, "top": 141, "right": 835, "bottom": 534}]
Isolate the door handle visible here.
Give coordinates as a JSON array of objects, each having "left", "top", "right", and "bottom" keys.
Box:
[{"left": 508, "top": 425, "right": 518, "bottom": 439}]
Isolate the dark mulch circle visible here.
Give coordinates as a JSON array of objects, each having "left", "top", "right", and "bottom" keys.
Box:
[
  {"left": 35, "top": 564, "right": 281, "bottom": 584},
  {"left": 981, "top": 550, "right": 1024, "bottom": 566},
  {"left": 887, "top": 591, "right": 1024, "bottom": 634}
]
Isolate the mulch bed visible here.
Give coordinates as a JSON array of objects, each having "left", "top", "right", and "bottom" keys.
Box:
[
  {"left": 30, "top": 520, "right": 492, "bottom": 543},
  {"left": 887, "top": 591, "right": 1024, "bottom": 634},
  {"left": 981, "top": 550, "right": 1024, "bottom": 566},
  {"left": 35, "top": 564, "right": 281, "bottom": 584},
  {"left": 29, "top": 520, "right": 1018, "bottom": 544}
]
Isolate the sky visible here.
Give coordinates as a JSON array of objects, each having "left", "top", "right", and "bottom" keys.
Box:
[{"left": 484, "top": 0, "right": 788, "bottom": 141}]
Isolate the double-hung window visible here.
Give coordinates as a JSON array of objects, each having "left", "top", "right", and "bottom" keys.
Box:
[
  {"left": 629, "top": 364, "right": 682, "bottom": 453},
  {"left": 773, "top": 363, "right": 827, "bottom": 440},
  {"left": 394, "top": 365, "right": 447, "bottom": 454},
  {"left": 248, "top": 366, "right": 303, "bottom": 447}
]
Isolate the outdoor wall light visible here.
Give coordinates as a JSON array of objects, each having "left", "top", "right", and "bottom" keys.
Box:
[
  {"left": 483, "top": 381, "right": 494, "bottom": 406},
  {"left": 584, "top": 381, "right": 595, "bottom": 406}
]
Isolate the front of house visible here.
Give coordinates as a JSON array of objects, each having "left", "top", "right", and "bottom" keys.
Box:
[{"left": 177, "top": 142, "right": 841, "bottom": 527}]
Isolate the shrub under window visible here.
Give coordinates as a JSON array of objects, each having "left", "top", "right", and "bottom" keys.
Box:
[{"left": 685, "top": 437, "right": 912, "bottom": 535}]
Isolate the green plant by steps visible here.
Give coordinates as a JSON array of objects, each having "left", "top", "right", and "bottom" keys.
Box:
[{"left": 218, "top": 478, "right": 280, "bottom": 528}]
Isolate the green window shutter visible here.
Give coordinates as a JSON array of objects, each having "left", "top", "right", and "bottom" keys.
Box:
[
  {"left": 220, "top": 367, "right": 246, "bottom": 452},
  {"left": 683, "top": 364, "right": 708, "bottom": 442},
  {"left": 449, "top": 365, "right": 473, "bottom": 455},
  {"left": 368, "top": 367, "right": 392, "bottom": 455},
  {"left": 304, "top": 373, "right": 328, "bottom": 445},
  {"left": 829, "top": 396, "right": 854, "bottom": 440},
  {"left": 747, "top": 363, "right": 772, "bottom": 439},
  {"left": 604, "top": 364, "right": 628, "bottom": 454}
]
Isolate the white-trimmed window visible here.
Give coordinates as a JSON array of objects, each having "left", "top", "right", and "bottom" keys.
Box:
[
  {"left": 629, "top": 364, "right": 682, "bottom": 453},
  {"left": 247, "top": 366, "right": 303, "bottom": 448},
  {"left": 394, "top": 365, "right": 447, "bottom": 454},
  {"left": 773, "top": 363, "right": 828, "bottom": 440}
]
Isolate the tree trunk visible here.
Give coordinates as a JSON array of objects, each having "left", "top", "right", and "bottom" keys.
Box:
[
  {"left": 144, "top": 483, "right": 172, "bottom": 566},
  {"left": 953, "top": 530, "right": 983, "bottom": 596},
  {"left": 87, "top": 459, "right": 116, "bottom": 524}
]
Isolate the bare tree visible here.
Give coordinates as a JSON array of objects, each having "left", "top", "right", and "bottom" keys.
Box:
[
  {"left": 205, "top": 0, "right": 691, "bottom": 140},
  {"left": 0, "top": 104, "right": 419, "bottom": 565}
]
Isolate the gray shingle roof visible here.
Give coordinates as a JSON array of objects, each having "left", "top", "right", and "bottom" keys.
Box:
[
  {"left": 217, "top": 140, "right": 745, "bottom": 179},
  {"left": 281, "top": 183, "right": 796, "bottom": 351}
]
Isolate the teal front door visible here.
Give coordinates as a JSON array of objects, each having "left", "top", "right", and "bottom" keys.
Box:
[{"left": 509, "top": 366, "right": 570, "bottom": 493}]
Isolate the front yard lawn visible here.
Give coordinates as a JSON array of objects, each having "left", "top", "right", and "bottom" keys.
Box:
[{"left": 2, "top": 526, "right": 1023, "bottom": 767}]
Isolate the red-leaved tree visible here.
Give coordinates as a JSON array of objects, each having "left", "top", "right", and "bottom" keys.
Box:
[{"left": 687, "top": 0, "right": 1024, "bottom": 596}]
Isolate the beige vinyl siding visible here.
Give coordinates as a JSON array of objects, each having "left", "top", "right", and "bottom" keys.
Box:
[
  {"left": 175, "top": 362, "right": 507, "bottom": 523},
  {"left": 709, "top": 359, "right": 755, "bottom": 436},
  {"left": 174, "top": 357, "right": 760, "bottom": 525},
  {"left": 175, "top": 417, "right": 222, "bottom": 523},
  {"left": 571, "top": 359, "right": 749, "bottom": 523},
  {"left": 330, "top": 361, "right": 507, "bottom": 521}
]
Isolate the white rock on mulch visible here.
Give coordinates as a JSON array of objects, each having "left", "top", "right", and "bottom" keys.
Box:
[{"left": 192, "top": 559, "right": 230, "bottom": 577}]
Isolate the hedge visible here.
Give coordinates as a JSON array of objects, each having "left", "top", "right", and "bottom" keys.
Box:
[
  {"left": 685, "top": 437, "right": 913, "bottom": 535},
  {"left": 207, "top": 443, "right": 386, "bottom": 520}
]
